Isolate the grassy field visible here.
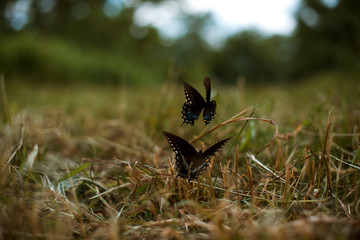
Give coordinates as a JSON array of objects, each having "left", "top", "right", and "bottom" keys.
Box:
[{"left": 1, "top": 73, "right": 360, "bottom": 239}]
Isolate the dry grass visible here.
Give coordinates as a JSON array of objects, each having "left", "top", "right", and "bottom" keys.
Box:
[{"left": 1, "top": 74, "right": 360, "bottom": 239}]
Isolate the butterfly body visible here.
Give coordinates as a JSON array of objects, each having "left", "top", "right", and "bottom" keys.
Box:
[
  {"left": 181, "top": 77, "right": 217, "bottom": 126},
  {"left": 162, "top": 131, "right": 230, "bottom": 181}
]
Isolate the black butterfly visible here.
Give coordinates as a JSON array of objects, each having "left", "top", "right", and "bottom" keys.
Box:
[
  {"left": 181, "top": 77, "right": 217, "bottom": 126},
  {"left": 162, "top": 131, "right": 231, "bottom": 181}
]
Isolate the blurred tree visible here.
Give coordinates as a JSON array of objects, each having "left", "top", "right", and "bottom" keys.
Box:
[
  {"left": 169, "top": 13, "right": 214, "bottom": 80},
  {"left": 208, "top": 31, "right": 292, "bottom": 84},
  {"left": 1, "top": 0, "right": 358, "bottom": 85},
  {"left": 1, "top": 0, "right": 164, "bottom": 51},
  {"left": 292, "top": 0, "right": 360, "bottom": 77},
  {"left": 0, "top": 0, "right": 166, "bottom": 33},
  {"left": 0, "top": 0, "right": 171, "bottom": 84}
]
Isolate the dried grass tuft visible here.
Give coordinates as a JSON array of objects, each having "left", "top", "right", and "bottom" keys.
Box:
[{"left": 1, "top": 79, "right": 359, "bottom": 239}]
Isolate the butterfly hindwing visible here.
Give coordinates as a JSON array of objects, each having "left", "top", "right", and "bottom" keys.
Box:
[
  {"left": 203, "top": 100, "right": 216, "bottom": 125},
  {"left": 182, "top": 102, "right": 204, "bottom": 126},
  {"left": 187, "top": 156, "right": 210, "bottom": 181}
]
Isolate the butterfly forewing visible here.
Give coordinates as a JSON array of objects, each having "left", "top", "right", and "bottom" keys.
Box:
[
  {"left": 182, "top": 81, "right": 206, "bottom": 125},
  {"left": 183, "top": 81, "right": 206, "bottom": 107},
  {"left": 187, "top": 137, "right": 231, "bottom": 180},
  {"left": 203, "top": 137, "right": 231, "bottom": 158},
  {"left": 203, "top": 77, "right": 211, "bottom": 103},
  {"left": 202, "top": 77, "right": 217, "bottom": 125},
  {"left": 162, "top": 131, "right": 198, "bottom": 177}
]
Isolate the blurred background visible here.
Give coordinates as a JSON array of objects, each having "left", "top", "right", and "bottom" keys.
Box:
[{"left": 1, "top": 0, "right": 359, "bottom": 86}]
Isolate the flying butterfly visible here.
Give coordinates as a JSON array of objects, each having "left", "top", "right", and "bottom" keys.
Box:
[
  {"left": 181, "top": 77, "right": 217, "bottom": 126},
  {"left": 162, "top": 131, "right": 231, "bottom": 181}
]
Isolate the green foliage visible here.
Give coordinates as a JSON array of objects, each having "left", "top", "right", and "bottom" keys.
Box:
[
  {"left": 0, "top": 33, "right": 167, "bottom": 85},
  {"left": 1, "top": 0, "right": 359, "bottom": 85},
  {"left": 209, "top": 31, "right": 292, "bottom": 83},
  {"left": 292, "top": 0, "right": 360, "bottom": 77}
]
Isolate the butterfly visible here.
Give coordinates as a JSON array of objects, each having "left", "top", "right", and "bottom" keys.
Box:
[
  {"left": 162, "top": 131, "right": 231, "bottom": 181},
  {"left": 181, "top": 77, "right": 217, "bottom": 126}
]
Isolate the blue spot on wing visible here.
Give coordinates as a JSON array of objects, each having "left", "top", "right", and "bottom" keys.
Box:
[{"left": 203, "top": 100, "right": 216, "bottom": 125}]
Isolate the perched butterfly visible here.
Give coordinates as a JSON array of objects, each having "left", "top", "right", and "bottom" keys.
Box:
[
  {"left": 162, "top": 131, "right": 231, "bottom": 181},
  {"left": 181, "top": 77, "right": 217, "bottom": 126}
]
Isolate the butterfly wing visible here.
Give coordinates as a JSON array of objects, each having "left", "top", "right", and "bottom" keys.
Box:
[
  {"left": 203, "top": 137, "right": 231, "bottom": 158},
  {"left": 182, "top": 81, "right": 206, "bottom": 126},
  {"left": 162, "top": 131, "right": 199, "bottom": 178},
  {"left": 203, "top": 100, "right": 216, "bottom": 125},
  {"left": 187, "top": 155, "right": 211, "bottom": 181},
  {"left": 188, "top": 136, "right": 231, "bottom": 180},
  {"left": 202, "top": 77, "right": 217, "bottom": 125},
  {"left": 203, "top": 77, "right": 211, "bottom": 103}
]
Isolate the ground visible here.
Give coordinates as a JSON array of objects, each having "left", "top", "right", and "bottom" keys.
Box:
[{"left": 1, "top": 74, "right": 359, "bottom": 239}]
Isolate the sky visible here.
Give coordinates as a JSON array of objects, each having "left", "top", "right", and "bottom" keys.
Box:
[
  {"left": 183, "top": 0, "right": 300, "bottom": 35},
  {"left": 6, "top": 0, "right": 301, "bottom": 43},
  {"left": 134, "top": 0, "right": 301, "bottom": 45}
]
